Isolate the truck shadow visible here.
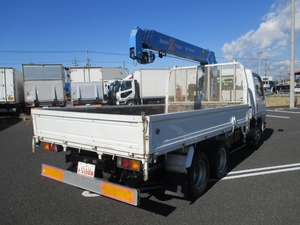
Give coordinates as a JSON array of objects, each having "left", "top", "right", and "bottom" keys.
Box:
[
  {"left": 0, "top": 108, "right": 32, "bottom": 132},
  {"left": 227, "top": 127, "right": 273, "bottom": 171},
  {"left": 138, "top": 128, "right": 274, "bottom": 212},
  {"left": 138, "top": 194, "right": 177, "bottom": 216},
  {"left": 0, "top": 117, "right": 22, "bottom": 132}
]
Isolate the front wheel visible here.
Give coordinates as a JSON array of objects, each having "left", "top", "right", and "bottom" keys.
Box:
[
  {"left": 251, "top": 125, "right": 262, "bottom": 149},
  {"left": 188, "top": 152, "right": 210, "bottom": 198},
  {"left": 126, "top": 100, "right": 136, "bottom": 105}
]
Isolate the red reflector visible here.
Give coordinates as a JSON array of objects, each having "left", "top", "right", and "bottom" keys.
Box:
[{"left": 122, "top": 159, "right": 130, "bottom": 169}]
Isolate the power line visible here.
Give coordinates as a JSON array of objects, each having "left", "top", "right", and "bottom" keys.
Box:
[
  {"left": 0, "top": 50, "right": 292, "bottom": 62},
  {"left": 0, "top": 50, "right": 128, "bottom": 56},
  {"left": 89, "top": 51, "right": 127, "bottom": 56},
  {"left": 0, "top": 50, "right": 85, "bottom": 53}
]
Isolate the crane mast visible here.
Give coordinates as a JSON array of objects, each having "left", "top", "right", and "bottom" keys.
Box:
[{"left": 129, "top": 27, "right": 217, "bottom": 65}]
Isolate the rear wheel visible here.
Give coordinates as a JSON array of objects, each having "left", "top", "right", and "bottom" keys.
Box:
[
  {"left": 208, "top": 142, "right": 229, "bottom": 179},
  {"left": 188, "top": 152, "right": 210, "bottom": 198}
]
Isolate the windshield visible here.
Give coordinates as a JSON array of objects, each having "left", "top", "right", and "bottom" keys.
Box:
[{"left": 109, "top": 81, "right": 120, "bottom": 92}]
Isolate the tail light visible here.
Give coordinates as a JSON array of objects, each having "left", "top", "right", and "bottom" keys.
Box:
[
  {"left": 117, "top": 157, "right": 141, "bottom": 172},
  {"left": 43, "top": 142, "right": 62, "bottom": 152}
]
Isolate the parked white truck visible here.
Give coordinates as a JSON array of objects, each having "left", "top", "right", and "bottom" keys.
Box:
[
  {"left": 31, "top": 28, "right": 266, "bottom": 206},
  {"left": 107, "top": 68, "right": 170, "bottom": 105},
  {"left": 23, "top": 64, "right": 66, "bottom": 107},
  {"left": 31, "top": 62, "right": 266, "bottom": 206},
  {"left": 0, "top": 68, "right": 24, "bottom": 113},
  {"left": 65, "top": 66, "right": 127, "bottom": 106}
]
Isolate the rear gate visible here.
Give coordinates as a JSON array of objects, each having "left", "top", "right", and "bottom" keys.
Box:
[
  {"left": 0, "top": 69, "right": 15, "bottom": 103},
  {"left": 5, "top": 69, "right": 15, "bottom": 103},
  {"left": 0, "top": 69, "right": 6, "bottom": 103}
]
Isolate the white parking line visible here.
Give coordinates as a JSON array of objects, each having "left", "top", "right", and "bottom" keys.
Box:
[
  {"left": 267, "top": 115, "right": 289, "bottom": 119},
  {"left": 267, "top": 109, "right": 300, "bottom": 114},
  {"left": 223, "top": 167, "right": 300, "bottom": 180},
  {"left": 228, "top": 163, "right": 300, "bottom": 174},
  {"left": 221, "top": 163, "right": 300, "bottom": 180}
]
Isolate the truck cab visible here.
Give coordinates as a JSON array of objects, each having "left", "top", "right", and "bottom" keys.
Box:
[
  {"left": 107, "top": 79, "right": 139, "bottom": 105},
  {"left": 118, "top": 79, "right": 139, "bottom": 105},
  {"left": 248, "top": 70, "right": 266, "bottom": 118},
  {"left": 107, "top": 68, "right": 170, "bottom": 105},
  {"left": 246, "top": 69, "right": 266, "bottom": 146}
]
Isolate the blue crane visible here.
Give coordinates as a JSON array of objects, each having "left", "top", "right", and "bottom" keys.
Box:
[{"left": 129, "top": 27, "right": 217, "bottom": 65}]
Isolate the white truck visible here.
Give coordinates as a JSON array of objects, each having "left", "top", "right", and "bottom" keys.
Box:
[
  {"left": 107, "top": 68, "right": 170, "bottom": 105},
  {"left": 65, "top": 67, "right": 127, "bottom": 106},
  {"left": 0, "top": 68, "right": 24, "bottom": 113},
  {"left": 23, "top": 64, "right": 66, "bottom": 107},
  {"left": 31, "top": 62, "right": 266, "bottom": 206}
]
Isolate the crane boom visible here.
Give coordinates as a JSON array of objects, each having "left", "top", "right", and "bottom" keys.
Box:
[{"left": 129, "top": 27, "right": 217, "bottom": 65}]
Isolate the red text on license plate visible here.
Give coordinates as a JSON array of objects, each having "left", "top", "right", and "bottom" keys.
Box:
[{"left": 77, "top": 162, "right": 96, "bottom": 177}]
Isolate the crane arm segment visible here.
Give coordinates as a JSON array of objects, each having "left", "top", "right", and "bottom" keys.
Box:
[{"left": 129, "top": 27, "right": 217, "bottom": 65}]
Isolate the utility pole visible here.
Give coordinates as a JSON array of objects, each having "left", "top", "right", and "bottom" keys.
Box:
[
  {"left": 73, "top": 58, "right": 78, "bottom": 66},
  {"left": 265, "top": 60, "right": 269, "bottom": 86},
  {"left": 85, "top": 50, "right": 90, "bottom": 67},
  {"left": 257, "top": 51, "right": 263, "bottom": 76},
  {"left": 290, "top": 0, "right": 295, "bottom": 108},
  {"left": 278, "top": 71, "right": 281, "bottom": 85}
]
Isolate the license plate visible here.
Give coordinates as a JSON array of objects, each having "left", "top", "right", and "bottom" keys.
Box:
[{"left": 77, "top": 162, "right": 96, "bottom": 178}]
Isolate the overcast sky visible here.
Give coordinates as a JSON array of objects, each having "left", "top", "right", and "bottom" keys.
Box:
[{"left": 0, "top": 0, "right": 299, "bottom": 80}]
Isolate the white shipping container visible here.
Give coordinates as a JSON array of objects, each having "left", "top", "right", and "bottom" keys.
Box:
[
  {"left": 132, "top": 68, "right": 170, "bottom": 99},
  {"left": 23, "top": 64, "right": 66, "bottom": 107},
  {"left": 68, "top": 67, "right": 127, "bottom": 82},
  {"left": 68, "top": 67, "right": 127, "bottom": 105},
  {"left": 71, "top": 81, "right": 104, "bottom": 106},
  {"left": 0, "top": 68, "right": 24, "bottom": 105}
]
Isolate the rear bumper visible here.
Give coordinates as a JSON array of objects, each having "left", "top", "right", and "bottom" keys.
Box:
[{"left": 41, "top": 164, "right": 139, "bottom": 206}]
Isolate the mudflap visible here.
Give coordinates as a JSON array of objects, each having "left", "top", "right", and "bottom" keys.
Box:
[{"left": 162, "top": 171, "right": 188, "bottom": 198}]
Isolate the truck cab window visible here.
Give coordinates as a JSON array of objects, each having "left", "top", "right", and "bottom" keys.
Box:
[
  {"left": 253, "top": 75, "right": 264, "bottom": 98},
  {"left": 121, "top": 81, "right": 132, "bottom": 91}
]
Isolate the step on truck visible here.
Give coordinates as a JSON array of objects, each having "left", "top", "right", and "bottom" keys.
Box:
[{"left": 31, "top": 28, "right": 266, "bottom": 206}]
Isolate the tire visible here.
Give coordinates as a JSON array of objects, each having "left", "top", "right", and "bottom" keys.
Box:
[
  {"left": 208, "top": 142, "right": 229, "bottom": 179},
  {"left": 126, "top": 100, "right": 136, "bottom": 105},
  {"left": 188, "top": 152, "right": 210, "bottom": 198},
  {"left": 250, "top": 125, "right": 262, "bottom": 149}
]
